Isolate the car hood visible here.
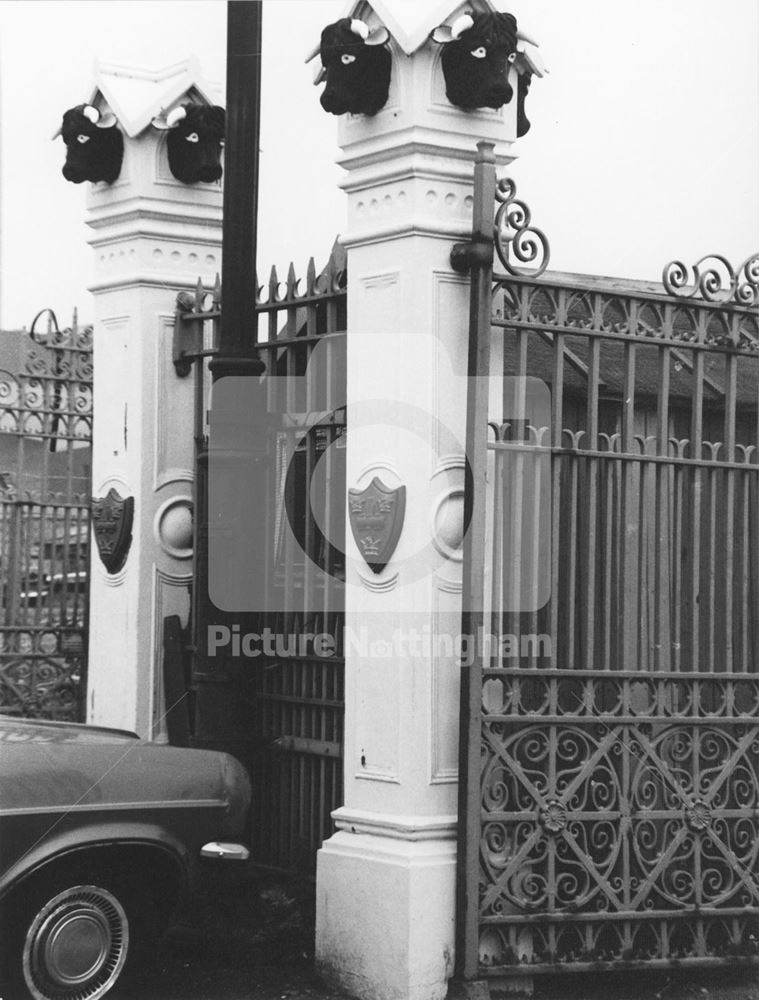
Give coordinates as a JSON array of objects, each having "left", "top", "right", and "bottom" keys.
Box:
[{"left": 0, "top": 716, "right": 248, "bottom": 813}]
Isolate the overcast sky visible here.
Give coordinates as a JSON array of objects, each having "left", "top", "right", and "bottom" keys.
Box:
[{"left": 0, "top": 0, "right": 757, "bottom": 329}]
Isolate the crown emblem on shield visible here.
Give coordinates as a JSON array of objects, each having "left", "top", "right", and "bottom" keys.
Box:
[
  {"left": 348, "top": 477, "right": 406, "bottom": 574},
  {"left": 91, "top": 488, "right": 134, "bottom": 574}
]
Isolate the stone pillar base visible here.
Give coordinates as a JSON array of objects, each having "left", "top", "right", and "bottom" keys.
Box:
[{"left": 316, "top": 819, "right": 457, "bottom": 1000}]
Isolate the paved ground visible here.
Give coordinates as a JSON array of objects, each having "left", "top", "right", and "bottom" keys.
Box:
[
  {"left": 110, "top": 866, "right": 759, "bottom": 1000},
  {"left": 111, "top": 867, "right": 349, "bottom": 1000}
]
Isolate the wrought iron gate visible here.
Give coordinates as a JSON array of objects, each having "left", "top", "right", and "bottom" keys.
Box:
[
  {"left": 177, "top": 249, "right": 346, "bottom": 872},
  {"left": 457, "top": 143, "right": 759, "bottom": 977},
  {"left": 0, "top": 312, "right": 92, "bottom": 720}
]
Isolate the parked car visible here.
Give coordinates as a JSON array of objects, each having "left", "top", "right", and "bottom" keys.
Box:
[{"left": 0, "top": 714, "right": 251, "bottom": 1000}]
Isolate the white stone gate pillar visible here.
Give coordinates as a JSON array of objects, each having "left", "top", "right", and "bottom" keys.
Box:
[
  {"left": 83, "top": 62, "right": 222, "bottom": 736},
  {"left": 315, "top": 6, "right": 538, "bottom": 999}
]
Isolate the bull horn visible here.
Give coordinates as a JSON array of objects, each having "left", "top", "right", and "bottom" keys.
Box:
[
  {"left": 96, "top": 113, "right": 116, "bottom": 129},
  {"left": 82, "top": 105, "right": 100, "bottom": 124},
  {"left": 166, "top": 105, "right": 187, "bottom": 128},
  {"left": 304, "top": 40, "right": 321, "bottom": 64},
  {"left": 516, "top": 27, "right": 539, "bottom": 47},
  {"left": 450, "top": 13, "right": 474, "bottom": 40},
  {"left": 350, "top": 18, "right": 369, "bottom": 40}
]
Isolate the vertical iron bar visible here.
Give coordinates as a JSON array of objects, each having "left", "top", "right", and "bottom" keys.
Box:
[
  {"left": 456, "top": 140, "right": 496, "bottom": 982},
  {"left": 583, "top": 336, "right": 600, "bottom": 669},
  {"left": 655, "top": 339, "right": 672, "bottom": 671},
  {"left": 687, "top": 347, "right": 705, "bottom": 671},
  {"left": 619, "top": 308, "right": 638, "bottom": 670},
  {"left": 723, "top": 352, "right": 737, "bottom": 672}
]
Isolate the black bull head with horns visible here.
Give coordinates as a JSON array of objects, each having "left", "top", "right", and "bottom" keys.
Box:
[
  {"left": 432, "top": 11, "right": 537, "bottom": 135},
  {"left": 306, "top": 17, "right": 391, "bottom": 117},
  {"left": 56, "top": 104, "right": 124, "bottom": 184},
  {"left": 152, "top": 103, "right": 226, "bottom": 185}
]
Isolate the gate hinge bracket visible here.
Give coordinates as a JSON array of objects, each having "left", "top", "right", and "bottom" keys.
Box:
[
  {"left": 173, "top": 292, "right": 203, "bottom": 378},
  {"left": 450, "top": 239, "right": 494, "bottom": 274}
]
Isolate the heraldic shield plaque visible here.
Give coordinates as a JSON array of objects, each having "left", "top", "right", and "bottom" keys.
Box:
[
  {"left": 91, "top": 488, "right": 134, "bottom": 574},
  {"left": 348, "top": 477, "right": 406, "bottom": 574}
]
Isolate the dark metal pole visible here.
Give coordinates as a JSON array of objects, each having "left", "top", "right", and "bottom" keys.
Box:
[
  {"left": 213, "top": 0, "right": 264, "bottom": 374},
  {"left": 453, "top": 141, "right": 497, "bottom": 983}
]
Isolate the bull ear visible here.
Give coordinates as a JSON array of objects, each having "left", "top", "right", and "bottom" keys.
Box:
[
  {"left": 431, "top": 25, "right": 454, "bottom": 43},
  {"left": 364, "top": 26, "right": 389, "bottom": 46}
]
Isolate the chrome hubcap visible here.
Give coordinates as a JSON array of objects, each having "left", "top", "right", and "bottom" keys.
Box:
[{"left": 23, "top": 885, "right": 128, "bottom": 1000}]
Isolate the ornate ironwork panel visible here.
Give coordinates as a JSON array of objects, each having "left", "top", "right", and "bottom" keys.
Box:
[
  {"left": 479, "top": 671, "right": 759, "bottom": 971},
  {"left": 0, "top": 313, "right": 92, "bottom": 720}
]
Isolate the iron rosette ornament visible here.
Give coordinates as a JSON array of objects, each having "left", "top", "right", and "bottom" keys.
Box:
[{"left": 493, "top": 177, "right": 550, "bottom": 278}]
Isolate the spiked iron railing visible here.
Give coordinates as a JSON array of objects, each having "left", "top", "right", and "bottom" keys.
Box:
[{"left": 175, "top": 245, "right": 347, "bottom": 873}]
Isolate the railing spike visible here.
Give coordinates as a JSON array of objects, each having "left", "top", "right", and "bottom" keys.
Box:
[
  {"left": 287, "top": 261, "right": 297, "bottom": 300},
  {"left": 269, "top": 264, "right": 279, "bottom": 303},
  {"left": 307, "top": 256, "right": 316, "bottom": 295}
]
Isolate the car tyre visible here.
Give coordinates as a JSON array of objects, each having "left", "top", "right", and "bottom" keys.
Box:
[{"left": 8, "top": 872, "right": 146, "bottom": 1000}]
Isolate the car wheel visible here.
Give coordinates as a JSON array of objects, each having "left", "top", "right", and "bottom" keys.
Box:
[{"left": 19, "top": 881, "right": 132, "bottom": 1000}]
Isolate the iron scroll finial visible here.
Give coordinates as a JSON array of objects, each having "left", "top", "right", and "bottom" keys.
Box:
[
  {"left": 451, "top": 147, "right": 550, "bottom": 278},
  {"left": 662, "top": 252, "right": 759, "bottom": 305},
  {"left": 493, "top": 177, "right": 550, "bottom": 277}
]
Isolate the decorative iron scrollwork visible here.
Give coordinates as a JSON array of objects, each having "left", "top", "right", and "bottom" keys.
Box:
[
  {"left": 493, "top": 177, "right": 550, "bottom": 278},
  {"left": 662, "top": 252, "right": 759, "bottom": 305}
]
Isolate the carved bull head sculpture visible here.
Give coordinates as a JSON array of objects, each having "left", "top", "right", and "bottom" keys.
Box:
[
  {"left": 306, "top": 17, "right": 391, "bottom": 117},
  {"left": 432, "top": 11, "right": 537, "bottom": 135},
  {"left": 152, "top": 104, "right": 225, "bottom": 185},
  {"left": 57, "top": 104, "right": 123, "bottom": 184}
]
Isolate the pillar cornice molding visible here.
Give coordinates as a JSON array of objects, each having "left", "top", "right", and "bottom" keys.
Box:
[
  {"left": 338, "top": 128, "right": 515, "bottom": 180},
  {"left": 339, "top": 146, "right": 493, "bottom": 194},
  {"left": 86, "top": 204, "right": 222, "bottom": 236}
]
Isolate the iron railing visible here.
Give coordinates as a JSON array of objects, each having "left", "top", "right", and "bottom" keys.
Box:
[
  {"left": 456, "top": 142, "right": 759, "bottom": 977},
  {"left": 175, "top": 246, "right": 347, "bottom": 871},
  {"left": 0, "top": 310, "right": 92, "bottom": 720}
]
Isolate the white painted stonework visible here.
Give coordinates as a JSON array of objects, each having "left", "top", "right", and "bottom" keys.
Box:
[
  {"left": 315, "top": 2, "right": 533, "bottom": 998},
  {"left": 85, "top": 62, "right": 222, "bottom": 737}
]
